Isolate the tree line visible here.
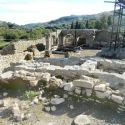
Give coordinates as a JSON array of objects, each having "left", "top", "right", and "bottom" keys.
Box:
[
  {"left": 70, "top": 15, "right": 112, "bottom": 30},
  {"left": 0, "top": 22, "right": 46, "bottom": 42}
]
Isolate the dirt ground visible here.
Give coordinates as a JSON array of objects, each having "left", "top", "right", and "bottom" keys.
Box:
[
  {"left": 41, "top": 49, "right": 101, "bottom": 58},
  {"left": 1, "top": 49, "right": 124, "bottom": 125},
  {"left": 24, "top": 100, "right": 125, "bottom": 125},
  {"left": 0, "top": 96, "right": 125, "bottom": 125}
]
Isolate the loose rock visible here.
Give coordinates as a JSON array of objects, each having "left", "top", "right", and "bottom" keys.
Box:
[
  {"left": 73, "top": 114, "right": 90, "bottom": 125},
  {"left": 45, "top": 106, "right": 51, "bottom": 112},
  {"left": 50, "top": 97, "right": 65, "bottom": 105},
  {"left": 51, "top": 106, "right": 56, "bottom": 111}
]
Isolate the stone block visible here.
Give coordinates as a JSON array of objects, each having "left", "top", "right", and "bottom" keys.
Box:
[
  {"left": 50, "top": 97, "right": 65, "bottom": 105},
  {"left": 64, "top": 82, "right": 74, "bottom": 91},
  {"left": 94, "top": 84, "right": 106, "bottom": 92},
  {"left": 86, "top": 89, "right": 92, "bottom": 97},
  {"left": 111, "top": 94, "right": 124, "bottom": 104},
  {"left": 95, "top": 91, "right": 105, "bottom": 99},
  {"left": 75, "top": 87, "right": 81, "bottom": 95},
  {"left": 73, "top": 79, "right": 94, "bottom": 89}
]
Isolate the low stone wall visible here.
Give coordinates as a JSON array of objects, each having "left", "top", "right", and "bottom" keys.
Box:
[
  {"left": 0, "top": 52, "right": 32, "bottom": 74},
  {"left": 1, "top": 57, "right": 125, "bottom": 110},
  {"left": 0, "top": 38, "right": 45, "bottom": 55},
  {"left": 0, "top": 38, "right": 46, "bottom": 73}
]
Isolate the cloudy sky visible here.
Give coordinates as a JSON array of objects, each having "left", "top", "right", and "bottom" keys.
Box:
[{"left": 0, "top": 0, "right": 114, "bottom": 25}]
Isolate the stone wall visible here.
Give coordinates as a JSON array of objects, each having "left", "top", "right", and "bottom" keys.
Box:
[
  {"left": 57, "top": 29, "right": 113, "bottom": 49},
  {"left": 0, "top": 38, "right": 45, "bottom": 55},
  {"left": 0, "top": 38, "right": 46, "bottom": 73},
  {"left": 58, "top": 29, "right": 96, "bottom": 49},
  {"left": 0, "top": 52, "right": 32, "bottom": 74}
]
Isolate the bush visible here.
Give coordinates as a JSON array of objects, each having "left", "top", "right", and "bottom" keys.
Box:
[
  {"left": 36, "top": 43, "right": 45, "bottom": 51},
  {"left": 24, "top": 54, "right": 32, "bottom": 60},
  {"left": 27, "top": 45, "right": 37, "bottom": 52}
]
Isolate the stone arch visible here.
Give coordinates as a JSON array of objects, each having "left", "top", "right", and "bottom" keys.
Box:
[
  {"left": 51, "top": 35, "right": 57, "bottom": 46},
  {"left": 77, "top": 36, "right": 86, "bottom": 46},
  {"left": 58, "top": 29, "right": 96, "bottom": 49},
  {"left": 63, "top": 34, "right": 74, "bottom": 47}
]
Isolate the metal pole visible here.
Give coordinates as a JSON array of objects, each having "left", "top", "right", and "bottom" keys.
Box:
[{"left": 110, "top": 0, "right": 117, "bottom": 48}]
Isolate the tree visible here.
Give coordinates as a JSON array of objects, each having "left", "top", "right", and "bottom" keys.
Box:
[
  {"left": 89, "top": 19, "right": 96, "bottom": 29},
  {"left": 95, "top": 20, "right": 102, "bottom": 29},
  {"left": 107, "top": 16, "right": 112, "bottom": 26},
  {"left": 100, "top": 15, "right": 108, "bottom": 30},
  {"left": 71, "top": 21, "right": 74, "bottom": 29},
  {"left": 29, "top": 28, "right": 43, "bottom": 39},
  {"left": 75, "top": 21, "right": 79, "bottom": 29},
  {"left": 85, "top": 20, "right": 89, "bottom": 29},
  {"left": 4, "top": 30, "right": 19, "bottom": 41}
]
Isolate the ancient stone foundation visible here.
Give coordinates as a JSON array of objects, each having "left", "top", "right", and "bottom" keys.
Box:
[
  {"left": 0, "top": 39, "right": 45, "bottom": 55},
  {"left": 1, "top": 57, "right": 125, "bottom": 111}
]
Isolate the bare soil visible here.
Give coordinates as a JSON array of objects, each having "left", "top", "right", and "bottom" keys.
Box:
[{"left": 0, "top": 93, "right": 125, "bottom": 125}]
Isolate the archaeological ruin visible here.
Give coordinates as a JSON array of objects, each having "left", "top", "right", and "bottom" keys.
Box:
[
  {"left": 1, "top": 1, "right": 125, "bottom": 123},
  {"left": 0, "top": 25, "right": 125, "bottom": 124},
  {"left": 1, "top": 0, "right": 125, "bottom": 124}
]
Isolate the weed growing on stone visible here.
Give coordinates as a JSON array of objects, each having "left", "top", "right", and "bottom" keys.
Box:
[{"left": 21, "top": 90, "right": 39, "bottom": 100}]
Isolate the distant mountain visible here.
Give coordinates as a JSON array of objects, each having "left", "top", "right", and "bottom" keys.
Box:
[
  {"left": 47, "top": 15, "right": 95, "bottom": 25},
  {"left": 22, "top": 23, "right": 44, "bottom": 29},
  {"left": 24, "top": 11, "right": 113, "bottom": 29}
]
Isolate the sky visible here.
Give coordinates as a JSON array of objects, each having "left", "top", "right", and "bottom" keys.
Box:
[{"left": 0, "top": 0, "right": 114, "bottom": 25}]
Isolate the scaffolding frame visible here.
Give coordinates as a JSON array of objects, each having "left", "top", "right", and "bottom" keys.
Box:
[{"left": 105, "top": 0, "right": 125, "bottom": 49}]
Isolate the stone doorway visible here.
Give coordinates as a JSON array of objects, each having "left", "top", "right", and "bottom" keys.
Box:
[
  {"left": 64, "top": 34, "right": 74, "bottom": 47},
  {"left": 77, "top": 37, "right": 86, "bottom": 46}
]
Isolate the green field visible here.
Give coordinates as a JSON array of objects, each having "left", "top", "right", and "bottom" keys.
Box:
[{"left": 0, "top": 40, "right": 9, "bottom": 49}]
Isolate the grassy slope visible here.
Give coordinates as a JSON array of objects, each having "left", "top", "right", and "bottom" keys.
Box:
[{"left": 0, "top": 40, "right": 9, "bottom": 49}]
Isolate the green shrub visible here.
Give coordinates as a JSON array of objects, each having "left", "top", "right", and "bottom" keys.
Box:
[
  {"left": 36, "top": 43, "right": 45, "bottom": 51},
  {"left": 22, "top": 90, "right": 39, "bottom": 100}
]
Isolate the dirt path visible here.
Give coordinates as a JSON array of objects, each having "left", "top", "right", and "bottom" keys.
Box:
[{"left": 1, "top": 97, "right": 124, "bottom": 125}]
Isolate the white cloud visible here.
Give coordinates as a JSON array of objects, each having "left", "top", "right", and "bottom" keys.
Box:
[{"left": 0, "top": 0, "right": 114, "bottom": 24}]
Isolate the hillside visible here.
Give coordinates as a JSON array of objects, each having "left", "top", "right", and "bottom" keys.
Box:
[{"left": 24, "top": 11, "right": 113, "bottom": 29}]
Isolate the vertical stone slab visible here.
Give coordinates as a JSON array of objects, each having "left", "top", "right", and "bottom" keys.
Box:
[
  {"left": 58, "top": 34, "right": 64, "bottom": 49},
  {"left": 45, "top": 33, "right": 51, "bottom": 51}
]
